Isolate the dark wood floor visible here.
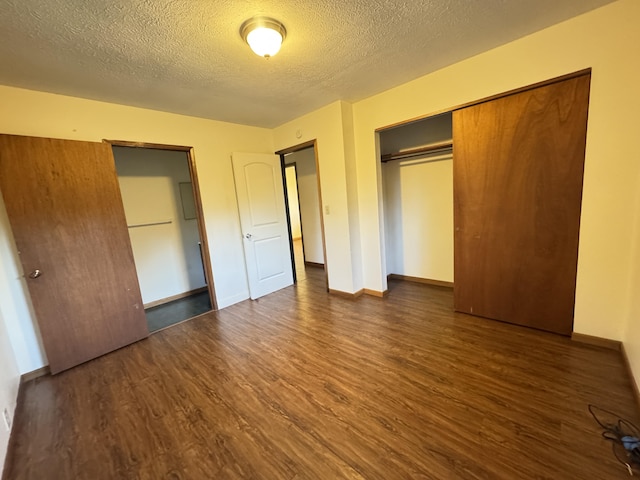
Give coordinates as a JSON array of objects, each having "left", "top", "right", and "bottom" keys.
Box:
[{"left": 3, "top": 267, "right": 638, "bottom": 479}]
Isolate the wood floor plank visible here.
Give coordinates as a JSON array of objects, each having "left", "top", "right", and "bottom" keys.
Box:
[{"left": 3, "top": 269, "right": 638, "bottom": 479}]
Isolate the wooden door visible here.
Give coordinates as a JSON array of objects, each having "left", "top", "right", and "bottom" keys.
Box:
[
  {"left": 453, "top": 74, "right": 590, "bottom": 335},
  {"left": 0, "top": 134, "right": 148, "bottom": 373},
  {"left": 232, "top": 152, "right": 294, "bottom": 299}
]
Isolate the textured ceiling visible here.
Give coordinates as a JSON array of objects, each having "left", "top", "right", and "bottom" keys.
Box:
[{"left": 0, "top": 0, "right": 616, "bottom": 128}]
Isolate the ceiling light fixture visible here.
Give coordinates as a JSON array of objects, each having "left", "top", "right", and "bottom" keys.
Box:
[{"left": 240, "top": 17, "right": 286, "bottom": 58}]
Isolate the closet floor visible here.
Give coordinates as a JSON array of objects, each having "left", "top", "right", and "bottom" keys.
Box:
[{"left": 145, "top": 291, "right": 212, "bottom": 332}]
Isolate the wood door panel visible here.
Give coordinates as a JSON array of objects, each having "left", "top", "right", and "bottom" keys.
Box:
[
  {"left": 453, "top": 74, "right": 590, "bottom": 335},
  {"left": 0, "top": 135, "right": 148, "bottom": 373}
]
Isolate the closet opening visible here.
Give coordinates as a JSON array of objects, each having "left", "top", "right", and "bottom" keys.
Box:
[
  {"left": 379, "top": 112, "right": 454, "bottom": 292},
  {"left": 276, "top": 141, "right": 328, "bottom": 290},
  {"left": 377, "top": 70, "right": 589, "bottom": 335},
  {"left": 108, "top": 141, "right": 216, "bottom": 332}
]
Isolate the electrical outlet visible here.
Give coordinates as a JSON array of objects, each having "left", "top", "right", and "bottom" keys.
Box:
[{"left": 2, "top": 407, "right": 11, "bottom": 431}]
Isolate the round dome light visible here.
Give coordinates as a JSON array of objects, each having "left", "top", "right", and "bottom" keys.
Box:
[{"left": 240, "top": 17, "right": 287, "bottom": 58}]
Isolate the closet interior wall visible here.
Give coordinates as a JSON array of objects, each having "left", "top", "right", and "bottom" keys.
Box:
[
  {"left": 113, "top": 147, "right": 207, "bottom": 306},
  {"left": 380, "top": 113, "right": 454, "bottom": 285}
]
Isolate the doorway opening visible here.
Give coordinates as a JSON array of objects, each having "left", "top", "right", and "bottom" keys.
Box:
[
  {"left": 109, "top": 141, "right": 217, "bottom": 332},
  {"left": 378, "top": 112, "right": 454, "bottom": 291},
  {"left": 277, "top": 141, "right": 328, "bottom": 289},
  {"left": 284, "top": 163, "right": 305, "bottom": 281}
]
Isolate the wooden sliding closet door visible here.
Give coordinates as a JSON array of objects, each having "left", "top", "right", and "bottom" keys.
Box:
[
  {"left": 0, "top": 134, "right": 148, "bottom": 373},
  {"left": 453, "top": 74, "right": 590, "bottom": 335}
]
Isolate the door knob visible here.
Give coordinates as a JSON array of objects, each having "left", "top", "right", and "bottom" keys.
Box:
[
  {"left": 29, "top": 269, "right": 42, "bottom": 279},
  {"left": 245, "top": 233, "right": 253, "bottom": 239}
]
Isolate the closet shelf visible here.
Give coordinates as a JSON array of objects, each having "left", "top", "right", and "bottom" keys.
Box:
[{"left": 381, "top": 141, "right": 453, "bottom": 163}]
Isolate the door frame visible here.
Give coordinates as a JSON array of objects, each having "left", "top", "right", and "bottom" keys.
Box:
[
  {"left": 276, "top": 140, "right": 329, "bottom": 291},
  {"left": 104, "top": 139, "right": 218, "bottom": 310}
]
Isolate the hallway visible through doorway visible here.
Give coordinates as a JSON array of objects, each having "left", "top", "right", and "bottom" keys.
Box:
[{"left": 292, "top": 238, "right": 307, "bottom": 281}]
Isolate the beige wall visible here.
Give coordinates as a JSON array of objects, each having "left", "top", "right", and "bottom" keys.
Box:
[
  {"left": 0, "top": 197, "right": 46, "bottom": 374},
  {"left": 273, "top": 101, "right": 358, "bottom": 293},
  {"left": 0, "top": 308, "right": 19, "bottom": 472},
  {"left": 340, "top": 102, "right": 363, "bottom": 291},
  {"left": 0, "top": 85, "right": 274, "bottom": 373},
  {"left": 623, "top": 171, "right": 640, "bottom": 395},
  {"left": 352, "top": 0, "right": 640, "bottom": 344}
]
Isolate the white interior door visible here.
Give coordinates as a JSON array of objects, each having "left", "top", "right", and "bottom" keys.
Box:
[{"left": 232, "top": 152, "right": 294, "bottom": 299}]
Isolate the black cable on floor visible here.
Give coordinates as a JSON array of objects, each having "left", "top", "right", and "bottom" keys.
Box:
[{"left": 589, "top": 404, "right": 640, "bottom": 475}]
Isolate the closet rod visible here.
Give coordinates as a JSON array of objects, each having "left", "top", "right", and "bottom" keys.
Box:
[
  {"left": 128, "top": 219, "right": 173, "bottom": 228},
  {"left": 381, "top": 141, "right": 453, "bottom": 163}
]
